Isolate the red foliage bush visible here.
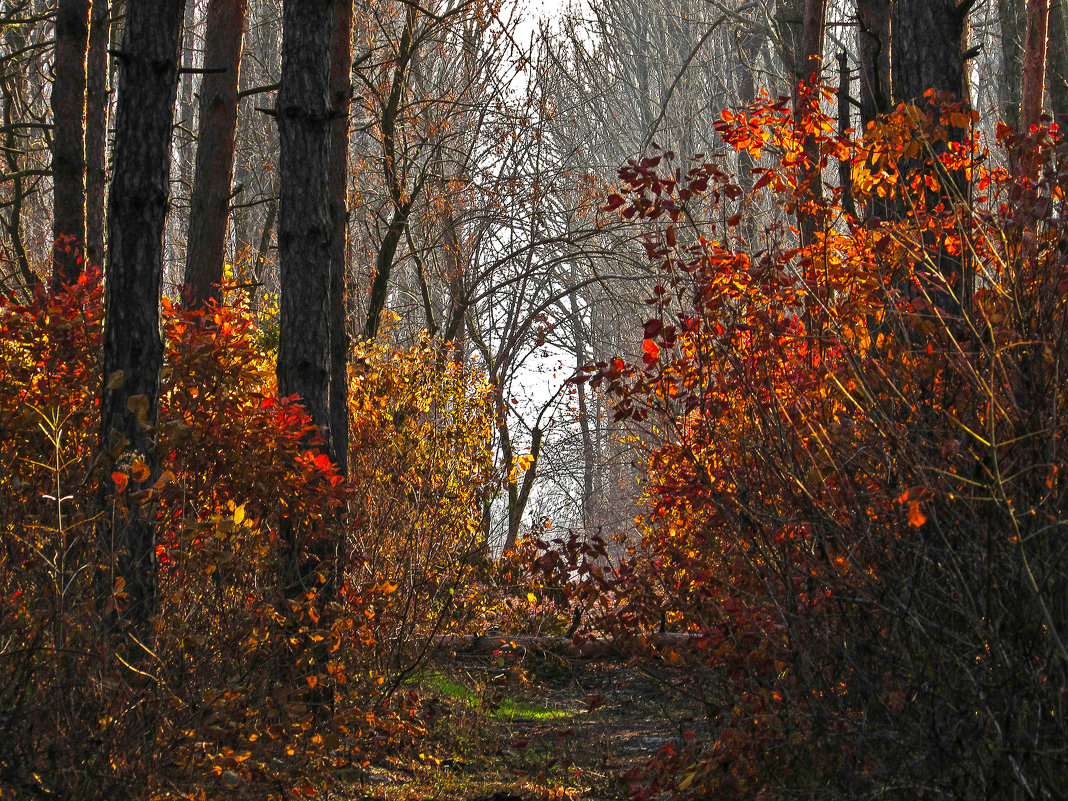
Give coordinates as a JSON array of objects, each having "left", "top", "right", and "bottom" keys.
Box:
[{"left": 577, "top": 96, "right": 1068, "bottom": 800}]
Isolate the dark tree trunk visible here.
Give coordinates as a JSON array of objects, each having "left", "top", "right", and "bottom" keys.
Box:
[
  {"left": 85, "top": 0, "right": 110, "bottom": 268},
  {"left": 51, "top": 0, "right": 91, "bottom": 289},
  {"left": 327, "top": 0, "right": 352, "bottom": 478},
  {"left": 1050, "top": 0, "right": 1068, "bottom": 126},
  {"left": 1021, "top": 0, "right": 1051, "bottom": 130},
  {"left": 100, "top": 0, "right": 186, "bottom": 628},
  {"left": 891, "top": 0, "right": 969, "bottom": 106},
  {"left": 276, "top": 0, "right": 335, "bottom": 455},
  {"left": 184, "top": 0, "right": 249, "bottom": 308},
  {"left": 856, "top": 0, "right": 891, "bottom": 126},
  {"left": 998, "top": 0, "right": 1026, "bottom": 129},
  {"left": 794, "top": 0, "right": 827, "bottom": 248}
]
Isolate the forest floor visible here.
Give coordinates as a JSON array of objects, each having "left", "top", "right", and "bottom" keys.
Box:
[{"left": 353, "top": 648, "right": 702, "bottom": 801}]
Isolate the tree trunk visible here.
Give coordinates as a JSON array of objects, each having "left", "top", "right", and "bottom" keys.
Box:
[
  {"left": 1049, "top": 0, "right": 1067, "bottom": 126},
  {"left": 998, "top": 0, "right": 1026, "bottom": 129},
  {"left": 1020, "top": 0, "right": 1051, "bottom": 130},
  {"left": 51, "top": 0, "right": 91, "bottom": 289},
  {"left": 184, "top": 0, "right": 249, "bottom": 308},
  {"left": 85, "top": 0, "right": 110, "bottom": 268},
  {"left": 794, "top": 0, "right": 827, "bottom": 248},
  {"left": 327, "top": 0, "right": 352, "bottom": 478},
  {"left": 856, "top": 0, "right": 891, "bottom": 126},
  {"left": 276, "top": 0, "right": 335, "bottom": 454},
  {"left": 100, "top": 0, "right": 186, "bottom": 629},
  {"left": 891, "top": 0, "right": 969, "bottom": 106}
]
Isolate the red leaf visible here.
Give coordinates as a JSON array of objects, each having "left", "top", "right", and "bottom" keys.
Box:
[
  {"left": 313, "top": 453, "right": 332, "bottom": 470},
  {"left": 642, "top": 338, "right": 660, "bottom": 365}
]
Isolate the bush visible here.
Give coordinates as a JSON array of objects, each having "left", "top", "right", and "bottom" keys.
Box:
[{"left": 580, "top": 96, "right": 1068, "bottom": 800}]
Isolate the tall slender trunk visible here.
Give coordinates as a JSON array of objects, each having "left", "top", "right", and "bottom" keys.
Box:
[
  {"left": 1049, "top": 0, "right": 1067, "bottom": 125},
  {"left": 184, "top": 0, "right": 249, "bottom": 308},
  {"left": 856, "top": 0, "right": 891, "bottom": 127},
  {"left": 100, "top": 0, "right": 186, "bottom": 629},
  {"left": 794, "top": 0, "right": 827, "bottom": 248},
  {"left": 1020, "top": 0, "right": 1052, "bottom": 130},
  {"left": 277, "top": 0, "right": 334, "bottom": 452},
  {"left": 998, "top": 0, "right": 1026, "bottom": 129},
  {"left": 327, "top": 0, "right": 352, "bottom": 478},
  {"left": 51, "top": 0, "right": 91, "bottom": 289},
  {"left": 85, "top": 0, "right": 110, "bottom": 267}
]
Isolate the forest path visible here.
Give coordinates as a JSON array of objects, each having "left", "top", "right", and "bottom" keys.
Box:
[{"left": 354, "top": 654, "right": 703, "bottom": 801}]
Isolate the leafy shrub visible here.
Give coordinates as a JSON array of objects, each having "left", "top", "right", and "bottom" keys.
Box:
[{"left": 579, "top": 96, "right": 1068, "bottom": 800}]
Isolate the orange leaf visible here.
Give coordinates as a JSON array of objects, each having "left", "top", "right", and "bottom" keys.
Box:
[
  {"left": 642, "top": 338, "right": 660, "bottom": 365},
  {"left": 908, "top": 501, "right": 927, "bottom": 528},
  {"left": 130, "top": 459, "right": 151, "bottom": 483},
  {"left": 112, "top": 471, "right": 128, "bottom": 493},
  {"left": 313, "top": 453, "right": 331, "bottom": 470}
]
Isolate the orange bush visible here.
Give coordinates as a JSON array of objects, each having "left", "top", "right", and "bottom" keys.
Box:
[{"left": 582, "top": 96, "right": 1068, "bottom": 800}]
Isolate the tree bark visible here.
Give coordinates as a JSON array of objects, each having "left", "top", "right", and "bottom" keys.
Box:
[
  {"left": 1049, "top": 0, "right": 1067, "bottom": 125},
  {"left": 891, "top": 0, "right": 969, "bottom": 106},
  {"left": 794, "top": 0, "right": 826, "bottom": 248},
  {"left": 277, "top": 0, "right": 335, "bottom": 455},
  {"left": 100, "top": 0, "right": 186, "bottom": 628},
  {"left": 51, "top": 0, "right": 91, "bottom": 289},
  {"left": 327, "top": 0, "right": 352, "bottom": 478},
  {"left": 1020, "top": 0, "right": 1051, "bottom": 130},
  {"left": 856, "top": 0, "right": 891, "bottom": 126},
  {"left": 184, "top": 0, "right": 249, "bottom": 308},
  {"left": 85, "top": 0, "right": 110, "bottom": 268},
  {"left": 997, "top": 0, "right": 1026, "bottom": 129}
]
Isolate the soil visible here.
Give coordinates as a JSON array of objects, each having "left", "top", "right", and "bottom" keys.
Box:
[{"left": 353, "top": 650, "right": 705, "bottom": 801}]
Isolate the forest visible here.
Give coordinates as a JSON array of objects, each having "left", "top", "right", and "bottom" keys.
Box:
[{"left": 1, "top": 0, "right": 1066, "bottom": 798}]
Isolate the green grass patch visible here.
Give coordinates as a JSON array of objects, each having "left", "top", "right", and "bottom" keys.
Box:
[{"left": 414, "top": 671, "right": 570, "bottom": 721}]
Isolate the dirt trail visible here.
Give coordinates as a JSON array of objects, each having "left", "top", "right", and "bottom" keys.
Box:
[{"left": 356, "top": 656, "right": 703, "bottom": 801}]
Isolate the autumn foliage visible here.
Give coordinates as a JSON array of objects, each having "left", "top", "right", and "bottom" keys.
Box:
[
  {"left": 0, "top": 279, "right": 493, "bottom": 798},
  {"left": 572, "top": 92, "right": 1068, "bottom": 799}
]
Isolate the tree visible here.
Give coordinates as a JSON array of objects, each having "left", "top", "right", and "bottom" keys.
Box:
[
  {"left": 891, "top": 0, "right": 970, "bottom": 106},
  {"left": 85, "top": 0, "right": 111, "bottom": 267},
  {"left": 276, "top": 0, "right": 341, "bottom": 466},
  {"left": 1020, "top": 0, "right": 1051, "bottom": 130},
  {"left": 328, "top": 0, "right": 352, "bottom": 479},
  {"left": 50, "top": 0, "right": 91, "bottom": 289},
  {"left": 99, "top": 0, "right": 187, "bottom": 627},
  {"left": 184, "top": 0, "right": 250, "bottom": 308}
]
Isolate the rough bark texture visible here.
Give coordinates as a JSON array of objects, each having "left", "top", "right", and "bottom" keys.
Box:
[
  {"left": 1050, "top": 0, "right": 1068, "bottom": 125},
  {"left": 1020, "top": 0, "right": 1051, "bottom": 130},
  {"left": 856, "top": 0, "right": 891, "bottom": 126},
  {"left": 327, "top": 0, "right": 352, "bottom": 478},
  {"left": 85, "top": 0, "right": 110, "bottom": 267},
  {"left": 891, "top": 0, "right": 968, "bottom": 106},
  {"left": 998, "top": 0, "right": 1026, "bottom": 129},
  {"left": 51, "top": 0, "right": 91, "bottom": 289},
  {"left": 795, "top": 0, "right": 826, "bottom": 248},
  {"left": 100, "top": 0, "right": 186, "bottom": 627},
  {"left": 277, "top": 0, "right": 334, "bottom": 453},
  {"left": 184, "top": 0, "right": 249, "bottom": 308}
]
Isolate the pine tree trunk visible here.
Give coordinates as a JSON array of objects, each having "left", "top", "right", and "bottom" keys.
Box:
[
  {"left": 891, "top": 0, "right": 968, "bottom": 106},
  {"left": 327, "top": 0, "right": 352, "bottom": 478},
  {"left": 997, "top": 0, "right": 1026, "bottom": 129},
  {"left": 1049, "top": 0, "right": 1067, "bottom": 125},
  {"left": 100, "top": 0, "right": 186, "bottom": 629},
  {"left": 85, "top": 0, "right": 110, "bottom": 268},
  {"left": 856, "top": 0, "right": 891, "bottom": 126},
  {"left": 277, "top": 0, "right": 334, "bottom": 450},
  {"left": 185, "top": 0, "right": 249, "bottom": 308},
  {"left": 51, "top": 0, "right": 91, "bottom": 289},
  {"left": 1020, "top": 0, "right": 1051, "bottom": 130}
]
